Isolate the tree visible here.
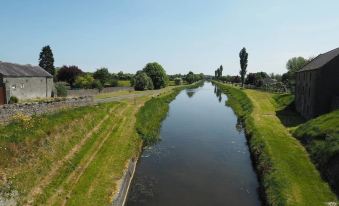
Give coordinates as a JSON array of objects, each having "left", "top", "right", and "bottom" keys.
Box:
[
  {"left": 93, "top": 68, "right": 110, "bottom": 85},
  {"left": 142, "top": 62, "right": 168, "bottom": 89},
  {"left": 39, "top": 45, "right": 55, "bottom": 76},
  {"left": 285, "top": 56, "right": 312, "bottom": 89},
  {"left": 57, "top": 65, "right": 83, "bottom": 87},
  {"left": 219, "top": 65, "right": 223, "bottom": 78},
  {"left": 239, "top": 47, "right": 248, "bottom": 87},
  {"left": 133, "top": 71, "right": 154, "bottom": 91},
  {"left": 185, "top": 71, "right": 195, "bottom": 84},
  {"left": 245, "top": 73, "right": 256, "bottom": 85}
]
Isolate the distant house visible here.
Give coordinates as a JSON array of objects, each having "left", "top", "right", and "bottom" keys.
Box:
[
  {"left": 295, "top": 48, "right": 339, "bottom": 119},
  {"left": 0, "top": 61, "right": 54, "bottom": 104}
]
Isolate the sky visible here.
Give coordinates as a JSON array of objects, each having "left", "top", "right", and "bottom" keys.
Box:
[{"left": 1, "top": 0, "right": 339, "bottom": 75}]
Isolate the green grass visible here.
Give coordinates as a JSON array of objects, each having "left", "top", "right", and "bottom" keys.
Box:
[
  {"left": 293, "top": 110, "right": 339, "bottom": 195},
  {"left": 117, "top": 80, "right": 131, "bottom": 87},
  {"left": 136, "top": 81, "right": 204, "bottom": 145},
  {"left": 0, "top": 101, "right": 144, "bottom": 205},
  {"left": 95, "top": 90, "right": 137, "bottom": 99},
  {"left": 213, "top": 81, "right": 337, "bottom": 206},
  {"left": 272, "top": 93, "right": 295, "bottom": 110}
]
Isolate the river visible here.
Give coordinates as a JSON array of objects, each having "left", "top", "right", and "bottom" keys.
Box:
[{"left": 126, "top": 82, "right": 261, "bottom": 206}]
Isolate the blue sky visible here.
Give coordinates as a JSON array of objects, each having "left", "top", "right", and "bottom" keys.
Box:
[{"left": 1, "top": 0, "right": 339, "bottom": 75}]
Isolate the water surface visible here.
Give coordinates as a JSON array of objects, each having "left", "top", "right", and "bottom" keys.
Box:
[{"left": 126, "top": 82, "right": 261, "bottom": 206}]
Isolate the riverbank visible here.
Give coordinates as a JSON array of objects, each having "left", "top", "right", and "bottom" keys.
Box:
[{"left": 213, "top": 81, "right": 337, "bottom": 205}]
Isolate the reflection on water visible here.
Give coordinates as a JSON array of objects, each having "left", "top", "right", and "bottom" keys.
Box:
[{"left": 126, "top": 82, "right": 261, "bottom": 206}]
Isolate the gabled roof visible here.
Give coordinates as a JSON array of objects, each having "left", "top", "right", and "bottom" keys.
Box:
[
  {"left": 298, "top": 47, "right": 339, "bottom": 72},
  {"left": 0, "top": 61, "right": 52, "bottom": 77}
]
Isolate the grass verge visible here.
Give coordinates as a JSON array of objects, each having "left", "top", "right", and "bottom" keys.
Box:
[{"left": 213, "top": 81, "right": 337, "bottom": 206}]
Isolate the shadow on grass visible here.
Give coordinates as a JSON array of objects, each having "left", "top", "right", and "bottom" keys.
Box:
[{"left": 275, "top": 101, "right": 306, "bottom": 127}]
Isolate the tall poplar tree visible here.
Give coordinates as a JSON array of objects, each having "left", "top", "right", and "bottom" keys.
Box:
[{"left": 239, "top": 47, "right": 248, "bottom": 87}]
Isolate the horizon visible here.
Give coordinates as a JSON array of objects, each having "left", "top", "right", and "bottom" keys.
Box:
[{"left": 1, "top": 0, "right": 339, "bottom": 75}]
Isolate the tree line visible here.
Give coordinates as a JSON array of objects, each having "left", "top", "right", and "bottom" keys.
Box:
[
  {"left": 38, "top": 45, "right": 205, "bottom": 94},
  {"left": 213, "top": 46, "right": 314, "bottom": 93}
]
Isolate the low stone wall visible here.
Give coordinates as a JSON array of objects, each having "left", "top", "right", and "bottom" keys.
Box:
[
  {"left": 67, "top": 87, "right": 133, "bottom": 97},
  {"left": 0, "top": 96, "right": 94, "bottom": 123},
  {"left": 111, "top": 158, "right": 137, "bottom": 206}
]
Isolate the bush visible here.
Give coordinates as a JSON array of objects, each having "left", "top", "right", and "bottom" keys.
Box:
[
  {"left": 174, "top": 78, "right": 182, "bottom": 85},
  {"left": 9, "top": 96, "right": 19, "bottom": 104},
  {"left": 133, "top": 72, "right": 154, "bottom": 91},
  {"left": 55, "top": 83, "right": 68, "bottom": 97}
]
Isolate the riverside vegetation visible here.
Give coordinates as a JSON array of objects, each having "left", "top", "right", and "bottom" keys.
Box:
[{"left": 213, "top": 81, "right": 337, "bottom": 206}]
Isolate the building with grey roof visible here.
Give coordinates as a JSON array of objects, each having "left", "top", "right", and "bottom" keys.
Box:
[
  {"left": 295, "top": 47, "right": 339, "bottom": 119},
  {"left": 0, "top": 61, "right": 54, "bottom": 104}
]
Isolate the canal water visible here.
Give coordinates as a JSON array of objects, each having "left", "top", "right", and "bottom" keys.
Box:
[{"left": 126, "top": 82, "right": 261, "bottom": 206}]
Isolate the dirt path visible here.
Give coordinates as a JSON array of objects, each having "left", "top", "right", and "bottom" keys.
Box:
[{"left": 94, "top": 88, "right": 170, "bottom": 103}]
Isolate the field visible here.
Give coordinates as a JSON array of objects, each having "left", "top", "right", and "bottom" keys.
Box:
[
  {"left": 214, "top": 82, "right": 337, "bottom": 206},
  {"left": 117, "top": 80, "right": 131, "bottom": 87}
]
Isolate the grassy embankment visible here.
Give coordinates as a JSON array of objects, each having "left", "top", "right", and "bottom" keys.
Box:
[
  {"left": 136, "top": 81, "right": 204, "bottom": 145},
  {"left": 214, "top": 81, "right": 337, "bottom": 206},
  {"left": 0, "top": 99, "right": 144, "bottom": 205},
  {"left": 293, "top": 109, "right": 339, "bottom": 196}
]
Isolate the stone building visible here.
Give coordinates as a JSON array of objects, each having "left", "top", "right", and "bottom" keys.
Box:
[
  {"left": 295, "top": 47, "right": 339, "bottom": 119},
  {"left": 0, "top": 61, "right": 53, "bottom": 104}
]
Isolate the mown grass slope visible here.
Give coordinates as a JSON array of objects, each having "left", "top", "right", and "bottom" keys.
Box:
[
  {"left": 214, "top": 82, "right": 337, "bottom": 206},
  {"left": 0, "top": 100, "right": 143, "bottom": 205},
  {"left": 294, "top": 109, "right": 339, "bottom": 196}
]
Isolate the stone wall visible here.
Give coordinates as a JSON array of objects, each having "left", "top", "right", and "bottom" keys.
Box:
[
  {"left": 67, "top": 87, "right": 133, "bottom": 97},
  {"left": 111, "top": 158, "right": 137, "bottom": 206},
  {"left": 0, "top": 96, "right": 94, "bottom": 123}
]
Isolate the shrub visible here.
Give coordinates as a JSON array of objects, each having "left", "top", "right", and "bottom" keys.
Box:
[
  {"left": 55, "top": 83, "right": 68, "bottom": 97},
  {"left": 134, "top": 72, "right": 154, "bottom": 91},
  {"left": 9, "top": 96, "right": 19, "bottom": 104}
]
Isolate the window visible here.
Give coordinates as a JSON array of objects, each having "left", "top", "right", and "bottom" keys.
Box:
[
  {"left": 11, "top": 85, "right": 16, "bottom": 89},
  {"left": 309, "top": 73, "right": 312, "bottom": 81},
  {"left": 20, "top": 83, "right": 24, "bottom": 89},
  {"left": 309, "top": 87, "right": 311, "bottom": 97}
]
